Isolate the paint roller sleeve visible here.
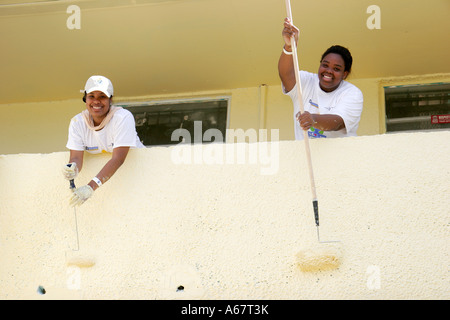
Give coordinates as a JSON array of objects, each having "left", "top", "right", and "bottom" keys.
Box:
[{"left": 295, "top": 245, "right": 342, "bottom": 272}]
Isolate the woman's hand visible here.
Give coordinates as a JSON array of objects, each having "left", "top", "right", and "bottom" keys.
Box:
[
  {"left": 70, "top": 185, "right": 94, "bottom": 207},
  {"left": 296, "top": 112, "right": 345, "bottom": 132},
  {"left": 62, "top": 162, "right": 78, "bottom": 180},
  {"left": 282, "top": 17, "right": 299, "bottom": 50},
  {"left": 296, "top": 111, "right": 316, "bottom": 131},
  {"left": 279, "top": 18, "right": 300, "bottom": 93}
]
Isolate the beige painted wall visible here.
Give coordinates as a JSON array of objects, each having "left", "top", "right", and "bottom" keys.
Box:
[{"left": 0, "top": 131, "right": 449, "bottom": 299}]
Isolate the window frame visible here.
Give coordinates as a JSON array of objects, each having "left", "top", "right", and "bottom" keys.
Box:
[
  {"left": 115, "top": 96, "right": 231, "bottom": 146},
  {"left": 383, "top": 82, "right": 450, "bottom": 133}
]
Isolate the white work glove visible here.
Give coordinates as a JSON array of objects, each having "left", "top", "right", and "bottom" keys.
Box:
[
  {"left": 63, "top": 162, "right": 78, "bottom": 180},
  {"left": 70, "top": 185, "right": 94, "bottom": 207}
]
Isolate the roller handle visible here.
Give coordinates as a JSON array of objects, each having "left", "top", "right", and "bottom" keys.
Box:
[
  {"left": 313, "top": 199, "right": 319, "bottom": 227},
  {"left": 285, "top": 0, "right": 320, "bottom": 228},
  {"left": 67, "top": 163, "right": 76, "bottom": 190}
]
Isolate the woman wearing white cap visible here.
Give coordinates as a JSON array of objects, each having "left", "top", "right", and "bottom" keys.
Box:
[{"left": 63, "top": 75, "right": 144, "bottom": 206}]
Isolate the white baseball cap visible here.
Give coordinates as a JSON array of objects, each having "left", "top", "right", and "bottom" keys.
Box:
[{"left": 84, "top": 75, "right": 114, "bottom": 97}]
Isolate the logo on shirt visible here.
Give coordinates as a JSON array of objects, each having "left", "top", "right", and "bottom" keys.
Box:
[
  {"left": 85, "top": 146, "right": 99, "bottom": 150},
  {"left": 308, "top": 127, "right": 327, "bottom": 139},
  {"left": 309, "top": 99, "right": 319, "bottom": 109}
]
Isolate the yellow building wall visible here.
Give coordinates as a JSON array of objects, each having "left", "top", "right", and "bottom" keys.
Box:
[
  {"left": 0, "top": 99, "right": 80, "bottom": 155},
  {"left": 1, "top": 73, "right": 449, "bottom": 155}
]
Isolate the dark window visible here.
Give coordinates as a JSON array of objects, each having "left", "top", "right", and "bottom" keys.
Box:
[
  {"left": 118, "top": 98, "right": 229, "bottom": 146},
  {"left": 384, "top": 83, "right": 450, "bottom": 132}
]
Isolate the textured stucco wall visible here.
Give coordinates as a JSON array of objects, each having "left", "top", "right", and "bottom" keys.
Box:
[{"left": 0, "top": 131, "right": 449, "bottom": 299}]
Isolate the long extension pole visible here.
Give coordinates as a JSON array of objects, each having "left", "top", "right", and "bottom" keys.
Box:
[{"left": 284, "top": 0, "right": 321, "bottom": 241}]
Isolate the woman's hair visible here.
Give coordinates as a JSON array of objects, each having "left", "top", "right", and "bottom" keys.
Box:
[{"left": 321, "top": 45, "right": 353, "bottom": 74}]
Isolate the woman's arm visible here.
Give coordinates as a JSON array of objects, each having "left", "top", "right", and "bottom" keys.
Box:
[
  {"left": 298, "top": 86, "right": 363, "bottom": 133},
  {"left": 69, "top": 146, "right": 130, "bottom": 207},
  {"left": 297, "top": 112, "right": 345, "bottom": 132},
  {"left": 278, "top": 18, "right": 299, "bottom": 93},
  {"left": 62, "top": 149, "right": 84, "bottom": 183},
  {"left": 68, "top": 149, "right": 84, "bottom": 172},
  {"left": 88, "top": 146, "right": 130, "bottom": 191}
]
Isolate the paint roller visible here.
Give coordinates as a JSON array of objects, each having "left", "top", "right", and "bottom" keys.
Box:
[
  {"left": 284, "top": 0, "right": 341, "bottom": 272},
  {"left": 65, "top": 164, "right": 95, "bottom": 268}
]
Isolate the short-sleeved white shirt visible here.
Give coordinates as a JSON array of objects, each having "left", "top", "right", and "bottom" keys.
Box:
[
  {"left": 283, "top": 71, "right": 363, "bottom": 140},
  {"left": 66, "top": 108, "right": 145, "bottom": 154}
]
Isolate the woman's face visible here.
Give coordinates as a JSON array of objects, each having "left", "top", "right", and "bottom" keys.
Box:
[
  {"left": 85, "top": 90, "right": 111, "bottom": 123},
  {"left": 318, "top": 53, "right": 349, "bottom": 92}
]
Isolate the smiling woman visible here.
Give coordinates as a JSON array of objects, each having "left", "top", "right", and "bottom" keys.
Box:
[
  {"left": 85, "top": 91, "right": 110, "bottom": 123},
  {"left": 62, "top": 75, "right": 145, "bottom": 207},
  {"left": 278, "top": 18, "right": 363, "bottom": 140},
  {"left": 318, "top": 45, "right": 353, "bottom": 92}
]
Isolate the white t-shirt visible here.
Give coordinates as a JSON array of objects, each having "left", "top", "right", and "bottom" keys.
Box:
[
  {"left": 283, "top": 71, "right": 363, "bottom": 140},
  {"left": 66, "top": 108, "right": 145, "bottom": 154}
]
